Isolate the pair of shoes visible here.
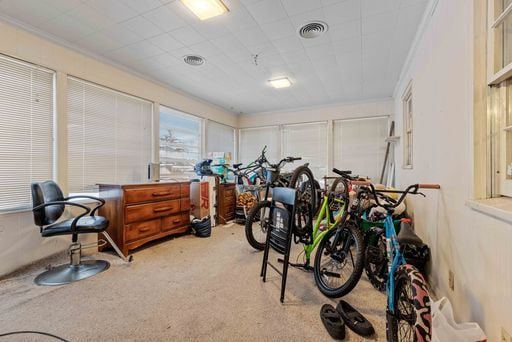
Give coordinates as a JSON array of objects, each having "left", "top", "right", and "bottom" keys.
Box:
[
  {"left": 320, "top": 301, "right": 375, "bottom": 340},
  {"left": 336, "top": 300, "right": 375, "bottom": 337}
]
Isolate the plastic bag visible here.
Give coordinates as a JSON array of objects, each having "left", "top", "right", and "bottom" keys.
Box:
[{"left": 432, "top": 297, "right": 486, "bottom": 342}]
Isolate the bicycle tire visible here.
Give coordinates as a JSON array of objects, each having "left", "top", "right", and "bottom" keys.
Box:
[
  {"left": 313, "top": 223, "right": 365, "bottom": 298},
  {"left": 244, "top": 200, "right": 271, "bottom": 250},
  {"left": 289, "top": 165, "right": 317, "bottom": 237},
  {"left": 364, "top": 233, "right": 388, "bottom": 292},
  {"left": 330, "top": 177, "right": 346, "bottom": 195},
  {"left": 387, "top": 264, "right": 432, "bottom": 342}
]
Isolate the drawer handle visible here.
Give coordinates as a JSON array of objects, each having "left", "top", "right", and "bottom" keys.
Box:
[
  {"left": 152, "top": 191, "right": 171, "bottom": 197},
  {"left": 139, "top": 227, "right": 151, "bottom": 233},
  {"left": 172, "top": 219, "right": 181, "bottom": 224},
  {"left": 153, "top": 207, "right": 171, "bottom": 212}
]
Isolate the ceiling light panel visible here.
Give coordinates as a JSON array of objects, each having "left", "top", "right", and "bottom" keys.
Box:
[
  {"left": 269, "top": 77, "right": 292, "bottom": 89},
  {"left": 181, "top": 0, "right": 229, "bottom": 20}
]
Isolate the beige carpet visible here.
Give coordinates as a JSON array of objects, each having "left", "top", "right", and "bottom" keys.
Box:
[{"left": 0, "top": 224, "right": 386, "bottom": 341}]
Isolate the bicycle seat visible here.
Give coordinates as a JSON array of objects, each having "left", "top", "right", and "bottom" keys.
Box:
[
  {"left": 397, "top": 221, "right": 425, "bottom": 247},
  {"left": 233, "top": 163, "right": 242, "bottom": 169}
]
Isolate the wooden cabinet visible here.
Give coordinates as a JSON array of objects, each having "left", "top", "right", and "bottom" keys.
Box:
[
  {"left": 216, "top": 181, "right": 236, "bottom": 224},
  {"left": 99, "top": 182, "right": 191, "bottom": 256}
]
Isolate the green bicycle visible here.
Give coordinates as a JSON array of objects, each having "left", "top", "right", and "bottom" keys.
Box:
[{"left": 287, "top": 169, "right": 365, "bottom": 298}]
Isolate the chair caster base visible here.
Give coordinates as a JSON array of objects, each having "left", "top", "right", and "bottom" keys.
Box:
[{"left": 35, "top": 260, "right": 110, "bottom": 286}]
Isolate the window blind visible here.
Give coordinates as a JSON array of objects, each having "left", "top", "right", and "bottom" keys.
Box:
[
  {"left": 282, "top": 122, "right": 328, "bottom": 179},
  {"left": 333, "top": 117, "right": 388, "bottom": 181},
  {"left": 67, "top": 77, "right": 152, "bottom": 193},
  {"left": 206, "top": 120, "right": 235, "bottom": 158},
  {"left": 239, "top": 126, "right": 279, "bottom": 165},
  {"left": 159, "top": 105, "right": 202, "bottom": 180},
  {"left": 0, "top": 55, "right": 54, "bottom": 211}
]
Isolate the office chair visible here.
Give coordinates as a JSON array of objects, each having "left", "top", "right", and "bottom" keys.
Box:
[{"left": 31, "top": 180, "right": 129, "bottom": 286}]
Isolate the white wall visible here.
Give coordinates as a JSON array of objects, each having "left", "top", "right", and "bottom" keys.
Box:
[
  {"left": 0, "top": 19, "right": 236, "bottom": 277},
  {"left": 238, "top": 98, "right": 393, "bottom": 127},
  {"left": 393, "top": 1, "right": 512, "bottom": 341}
]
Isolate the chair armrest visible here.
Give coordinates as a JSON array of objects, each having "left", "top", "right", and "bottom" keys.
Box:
[
  {"left": 65, "top": 195, "right": 105, "bottom": 216},
  {"left": 33, "top": 201, "right": 91, "bottom": 233}
]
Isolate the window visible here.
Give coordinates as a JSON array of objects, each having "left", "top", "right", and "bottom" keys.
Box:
[
  {"left": 159, "top": 106, "right": 202, "bottom": 180},
  {"left": 487, "top": 1, "right": 512, "bottom": 196},
  {"left": 239, "top": 126, "right": 280, "bottom": 165},
  {"left": 282, "top": 122, "right": 328, "bottom": 179},
  {"left": 67, "top": 77, "right": 152, "bottom": 193},
  {"left": 402, "top": 85, "right": 413, "bottom": 168},
  {"left": 206, "top": 120, "right": 235, "bottom": 159},
  {"left": 333, "top": 117, "right": 389, "bottom": 182},
  {"left": 0, "top": 55, "right": 54, "bottom": 211}
]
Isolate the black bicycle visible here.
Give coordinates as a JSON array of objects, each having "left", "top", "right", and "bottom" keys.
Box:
[{"left": 244, "top": 149, "right": 317, "bottom": 250}]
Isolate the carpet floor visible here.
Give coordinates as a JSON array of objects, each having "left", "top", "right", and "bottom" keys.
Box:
[{"left": 0, "top": 223, "right": 386, "bottom": 341}]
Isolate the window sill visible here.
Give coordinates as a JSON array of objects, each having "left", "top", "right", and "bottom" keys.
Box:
[{"left": 465, "top": 197, "right": 512, "bottom": 224}]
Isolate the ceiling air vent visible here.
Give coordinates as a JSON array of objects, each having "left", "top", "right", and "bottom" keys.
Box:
[
  {"left": 184, "top": 55, "right": 205, "bottom": 66},
  {"left": 298, "top": 21, "right": 328, "bottom": 39}
]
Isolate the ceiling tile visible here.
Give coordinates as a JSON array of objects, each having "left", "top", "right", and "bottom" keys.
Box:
[
  {"left": 76, "top": 31, "right": 123, "bottom": 54},
  {"left": 37, "top": 14, "right": 95, "bottom": 42},
  {"left": 169, "top": 26, "right": 207, "bottom": 46},
  {"left": 102, "top": 25, "right": 143, "bottom": 46},
  {"left": 144, "top": 4, "right": 186, "bottom": 32},
  {"left": 260, "top": 18, "right": 296, "bottom": 41},
  {"left": 361, "top": 0, "right": 400, "bottom": 17},
  {"left": 272, "top": 36, "right": 304, "bottom": 54},
  {"left": 289, "top": 8, "right": 327, "bottom": 28},
  {"left": 222, "top": 7, "right": 258, "bottom": 32},
  {"left": 323, "top": 0, "right": 361, "bottom": 25},
  {"left": 122, "top": 0, "right": 164, "bottom": 14},
  {"left": 85, "top": 0, "right": 137, "bottom": 23},
  {"left": 362, "top": 10, "right": 397, "bottom": 36},
  {"left": 118, "top": 16, "right": 163, "bottom": 39},
  {"left": 280, "top": 0, "right": 323, "bottom": 17},
  {"left": 149, "top": 33, "right": 185, "bottom": 52},
  {"left": 245, "top": 0, "right": 287, "bottom": 25},
  {"left": 67, "top": 4, "right": 114, "bottom": 31},
  {"left": 188, "top": 40, "right": 223, "bottom": 58},
  {"left": 0, "top": 0, "right": 61, "bottom": 25},
  {"left": 328, "top": 20, "right": 361, "bottom": 42},
  {"left": 234, "top": 27, "right": 269, "bottom": 49}
]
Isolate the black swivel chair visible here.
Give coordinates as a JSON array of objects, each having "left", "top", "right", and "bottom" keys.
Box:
[{"left": 31, "top": 180, "right": 129, "bottom": 286}]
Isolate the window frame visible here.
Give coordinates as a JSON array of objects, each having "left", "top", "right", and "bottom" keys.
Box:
[
  {"left": 487, "top": 0, "right": 512, "bottom": 197},
  {"left": 402, "top": 83, "right": 413, "bottom": 169}
]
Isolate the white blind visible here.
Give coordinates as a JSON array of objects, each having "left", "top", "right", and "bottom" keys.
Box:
[
  {"left": 282, "top": 122, "right": 328, "bottom": 179},
  {"left": 206, "top": 120, "right": 235, "bottom": 158},
  {"left": 159, "top": 106, "right": 202, "bottom": 180},
  {"left": 0, "top": 55, "right": 54, "bottom": 211},
  {"left": 333, "top": 117, "right": 388, "bottom": 181},
  {"left": 67, "top": 77, "right": 152, "bottom": 193},
  {"left": 239, "top": 126, "right": 279, "bottom": 165}
]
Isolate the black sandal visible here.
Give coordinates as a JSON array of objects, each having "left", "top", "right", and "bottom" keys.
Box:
[
  {"left": 336, "top": 300, "right": 375, "bottom": 337},
  {"left": 320, "top": 304, "right": 346, "bottom": 340}
]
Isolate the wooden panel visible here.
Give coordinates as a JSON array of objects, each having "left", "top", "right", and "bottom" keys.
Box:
[
  {"left": 161, "top": 213, "right": 190, "bottom": 232},
  {"left": 125, "top": 199, "right": 180, "bottom": 224},
  {"left": 125, "top": 219, "right": 161, "bottom": 243},
  {"left": 124, "top": 184, "right": 181, "bottom": 204},
  {"left": 180, "top": 183, "right": 190, "bottom": 197},
  {"left": 180, "top": 198, "right": 191, "bottom": 211}
]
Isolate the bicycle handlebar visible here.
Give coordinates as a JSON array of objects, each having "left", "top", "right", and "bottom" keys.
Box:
[{"left": 350, "top": 181, "right": 440, "bottom": 210}]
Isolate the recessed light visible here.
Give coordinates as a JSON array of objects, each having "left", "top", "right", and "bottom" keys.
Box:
[
  {"left": 269, "top": 77, "right": 292, "bottom": 89},
  {"left": 184, "top": 55, "right": 206, "bottom": 66},
  {"left": 181, "top": 0, "right": 229, "bottom": 20}
]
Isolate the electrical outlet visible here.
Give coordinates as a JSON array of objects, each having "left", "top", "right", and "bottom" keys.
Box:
[
  {"left": 448, "top": 270, "right": 455, "bottom": 291},
  {"left": 502, "top": 327, "right": 512, "bottom": 342}
]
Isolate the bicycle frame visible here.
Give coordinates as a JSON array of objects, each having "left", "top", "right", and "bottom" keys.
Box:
[
  {"left": 384, "top": 212, "right": 406, "bottom": 312},
  {"left": 302, "top": 193, "right": 346, "bottom": 263}
]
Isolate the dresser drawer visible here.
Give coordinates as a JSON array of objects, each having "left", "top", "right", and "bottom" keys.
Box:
[
  {"left": 125, "top": 219, "right": 160, "bottom": 242},
  {"left": 180, "top": 184, "right": 190, "bottom": 197},
  {"left": 181, "top": 198, "right": 191, "bottom": 211},
  {"left": 125, "top": 199, "right": 180, "bottom": 223},
  {"left": 124, "top": 185, "right": 181, "bottom": 204},
  {"left": 161, "top": 213, "right": 189, "bottom": 232}
]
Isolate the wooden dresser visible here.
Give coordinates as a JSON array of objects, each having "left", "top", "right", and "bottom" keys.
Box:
[
  {"left": 99, "top": 182, "right": 191, "bottom": 256},
  {"left": 216, "top": 181, "right": 236, "bottom": 224}
]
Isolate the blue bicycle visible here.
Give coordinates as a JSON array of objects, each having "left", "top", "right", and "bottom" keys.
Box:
[{"left": 352, "top": 181, "right": 439, "bottom": 342}]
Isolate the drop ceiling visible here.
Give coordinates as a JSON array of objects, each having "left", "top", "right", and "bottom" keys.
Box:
[{"left": 0, "top": 0, "right": 428, "bottom": 114}]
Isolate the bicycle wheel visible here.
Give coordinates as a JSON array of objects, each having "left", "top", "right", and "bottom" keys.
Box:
[
  {"left": 330, "top": 177, "right": 346, "bottom": 195},
  {"left": 244, "top": 200, "right": 271, "bottom": 250},
  {"left": 289, "top": 165, "right": 317, "bottom": 237},
  {"left": 313, "top": 223, "right": 365, "bottom": 297},
  {"left": 387, "top": 264, "right": 432, "bottom": 342},
  {"left": 364, "top": 233, "right": 388, "bottom": 291}
]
